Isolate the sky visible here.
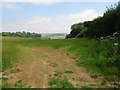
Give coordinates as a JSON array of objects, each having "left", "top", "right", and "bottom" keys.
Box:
[{"left": 0, "top": 0, "right": 119, "bottom": 33}]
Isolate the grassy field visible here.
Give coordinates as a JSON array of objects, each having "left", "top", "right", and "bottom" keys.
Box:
[{"left": 2, "top": 36, "right": 119, "bottom": 88}]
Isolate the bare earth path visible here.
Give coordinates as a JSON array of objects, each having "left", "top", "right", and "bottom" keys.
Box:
[{"left": 2, "top": 47, "right": 103, "bottom": 88}]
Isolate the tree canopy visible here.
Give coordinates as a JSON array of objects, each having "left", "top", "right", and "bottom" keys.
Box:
[
  {"left": 1, "top": 31, "right": 41, "bottom": 38},
  {"left": 66, "top": 2, "right": 120, "bottom": 39}
]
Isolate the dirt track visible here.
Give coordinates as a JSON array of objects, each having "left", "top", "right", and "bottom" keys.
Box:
[{"left": 2, "top": 47, "right": 103, "bottom": 88}]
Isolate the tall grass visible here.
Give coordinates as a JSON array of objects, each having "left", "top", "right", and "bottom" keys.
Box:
[
  {"left": 2, "top": 37, "right": 23, "bottom": 71},
  {"left": 66, "top": 38, "right": 119, "bottom": 81}
]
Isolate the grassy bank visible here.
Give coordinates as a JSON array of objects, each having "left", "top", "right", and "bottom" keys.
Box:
[{"left": 2, "top": 37, "right": 119, "bottom": 82}]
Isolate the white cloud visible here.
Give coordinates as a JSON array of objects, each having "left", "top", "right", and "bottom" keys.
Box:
[
  {"left": 2, "top": 0, "right": 63, "bottom": 2},
  {"left": 1, "top": 0, "right": 63, "bottom": 10},
  {"left": 1, "top": 0, "right": 119, "bottom": 2},
  {"left": 2, "top": 9, "right": 102, "bottom": 33},
  {"left": 56, "top": 9, "right": 100, "bottom": 24},
  {"left": 2, "top": 0, "right": 64, "bottom": 4},
  {"left": 2, "top": 2, "right": 22, "bottom": 10},
  {"left": 31, "top": 0, "right": 63, "bottom": 5}
]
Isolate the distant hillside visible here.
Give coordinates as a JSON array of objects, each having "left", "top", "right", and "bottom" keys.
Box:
[{"left": 41, "top": 33, "right": 67, "bottom": 39}]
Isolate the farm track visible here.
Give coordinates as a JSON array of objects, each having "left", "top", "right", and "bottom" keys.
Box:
[{"left": 2, "top": 47, "right": 103, "bottom": 88}]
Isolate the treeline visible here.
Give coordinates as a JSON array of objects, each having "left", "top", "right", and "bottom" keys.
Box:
[
  {"left": 1, "top": 31, "right": 41, "bottom": 38},
  {"left": 66, "top": 2, "right": 120, "bottom": 39},
  {"left": 66, "top": 2, "right": 120, "bottom": 80}
]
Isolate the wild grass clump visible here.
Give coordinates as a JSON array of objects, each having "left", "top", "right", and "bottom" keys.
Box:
[
  {"left": 49, "top": 77, "right": 74, "bottom": 88},
  {"left": 2, "top": 79, "right": 25, "bottom": 88},
  {"left": 54, "top": 71, "right": 73, "bottom": 76}
]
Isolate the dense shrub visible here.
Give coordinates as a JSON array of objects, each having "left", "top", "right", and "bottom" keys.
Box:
[{"left": 66, "top": 2, "right": 120, "bottom": 39}]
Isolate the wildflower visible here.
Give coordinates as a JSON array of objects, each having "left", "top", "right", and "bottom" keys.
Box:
[
  {"left": 107, "top": 36, "right": 111, "bottom": 38},
  {"left": 113, "top": 32, "right": 118, "bottom": 36},
  {"left": 114, "top": 43, "right": 118, "bottom": 46},
  {"left": 100, "top": 37, "right": 104, "bottom": 40}
]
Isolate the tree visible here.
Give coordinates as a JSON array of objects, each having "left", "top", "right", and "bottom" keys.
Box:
[
  {"left": 66, "top": 23, "right": 84, "bottom": 38},
  {"left": 66, "top": 2, "right": 120, "bottom": 39},
  {"left": 2, "top": 31, "right": 41, "bottom": 38}
]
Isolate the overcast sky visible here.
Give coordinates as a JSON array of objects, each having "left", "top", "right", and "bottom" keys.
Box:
[{"left": 0, "top": 0, "right": 119, "bottom": 33}]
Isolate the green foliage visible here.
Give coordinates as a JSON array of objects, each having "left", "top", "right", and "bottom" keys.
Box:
[
  {"left": 91, "top": 73, "right": 101, "bottom": 78},
  {"left": 2, "top": 31, "right": 41, "bottom": 38},
  {"left": 100, "top": 32, "right": 120, "bottom": 69},
  {"left": 54, "top": 71, "right": 73, "bottom": 76},
  {"left": 65, "top": 34, "right": 72, "bottom": 39},
  {"left": 79, "top": 77, "right": 88, "bottom": 82},
  {"left": 49, "top": 63, "right": 58, "bottom": 67},
  {"left": 0, "top": 77, "right": 9, "bottom": 80},
  {"left": 76, "top": 27, "right": 88, "bottom": 38},
  {"left": 2, "top": 83, "right": 12, "bottom": 88},
  {"left": 49, "top": 78, "right": 60, "bottom": 85},
  {"left": 80, "top": 85, "right": 91, "bottom": 88},
  {"left": 14, "top": 80, "right": 24, "bottom": 88},
  {"left": 49, "top": 77, "right": 74, "bottom": 88},
  {"left": 66, "top": 23, "right": 84, "bottom": 38},
  {"left": 65, "top": 2, "right": 120, "bottom": 81},
  {"left": 66, "top": 38, "right": 119, "bottom": 80},
  {"left": 2, "top": 80, "right": 25, "bottom": 88},
  {"left": 54, "top": 72, "right": 63, "bottom": 76},
  {"left": 66, "top": 2, "right": 120, "bottom": 38},
  {"left": 64, "top": 71, "right": 73, "bottom": 74}
]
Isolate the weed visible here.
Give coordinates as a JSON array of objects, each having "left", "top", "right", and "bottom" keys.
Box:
[
  {"left": 79, "top": 77, "right": 88, "bottom": 82},
  {"left": 80, "top": 85, "right": 91, "bottom": 88},
  {"left": 105, "top": 75, "right": 118, "bottom": 81},
  {"left": 49, "top": 75, "right": 52, "bottom": 77},
  {"left": 10, "top": 70, "right": 20, "bottom": 74},
  {"left": 89, "top": 84, "right": 96, "bottom": 86},
  {"left": 49, "top": 77, "right": 74, "bottom": 88},
  {"left": 2, "top": 83, "right": 12, "bottom": 88},
  {"left": 2, "top": 73, "right": 7, "bottom": 76},
  {"left": 14, "top": 80, "right": 24, "bottom": 88},
  {"left": 72, "top": 78, "right": 75, "bottom": 80},
  {"left": 98, "top": 85, "right": 118, "bottom": 88},
  {"left": 0, "top": 77, "right": 9, "bottom": 80},
  {"left": 54, "top": 72, "right": 63, "bottom": 76},
  {"left": 49, "top": 63, "right": 58, "bottom": 67},
  {"left": 60, "top": 77, "right": 74, "bottom": 88},
  {"left": 91, "top": 73, "right": 101, "bottom": 78},
  {"left": 17, "top": 80, "right": 22, "bottom": 83},
  {"left": 27, "top": 85, "right": 31, "bottom": 88},
  {"left": 54, "top": 71, "right": 73, "bottom": 76},
  {"left": 49, "top": 78, "right": 60, "bottom": 85},
  {"left": 64, "top": 71, "right": 73, "bottom": 74},
  {"left": 2, "top": 79, "right": 28, "bottom": 88}
]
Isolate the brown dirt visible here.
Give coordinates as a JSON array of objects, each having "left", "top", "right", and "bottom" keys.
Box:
[{"left": 2, "top": 47, "right": 103, "bottom": 88}]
